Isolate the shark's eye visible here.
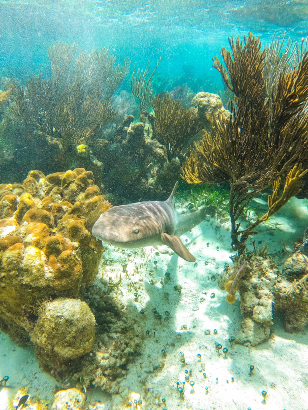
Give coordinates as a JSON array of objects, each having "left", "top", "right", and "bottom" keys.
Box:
[{"left": 134, "top": 229, "right": 139, "bottom": 234}]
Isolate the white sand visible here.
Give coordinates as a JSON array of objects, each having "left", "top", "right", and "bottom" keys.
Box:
[{"left": 1, "top": 197, "right": 308, "bottom": 409}]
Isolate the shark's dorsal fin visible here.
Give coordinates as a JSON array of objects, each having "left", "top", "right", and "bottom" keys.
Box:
[
  {"left": 166, "top": 181, "right": 179, "bottom": 204},
  {"left": 161, "top": 232, "right": 196, "bottom": 262}
]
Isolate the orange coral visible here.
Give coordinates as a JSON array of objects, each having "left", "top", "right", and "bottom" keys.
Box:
[
  {"left": 85, "top": 185, "right": 100, "bottom": 199},
  {"left": 15, "top": 193, "right": 36, "bottom": 223},
  {"left": 0, "top": 168, "right": 111, "bottom": 345},
  {"left": 0, "top": 235, "right": 22, "bottom": 251},
  {"left": 44, "top": 234, "right": 69, "bottom": 257},
  {"left": 49, "top": 250, "right": 83, "bottom": 292},
  {"left": 24, "top": 223, "right": 51, "bottom": 249},
  {"left": 0, "top": 195, "right": 18, "bottom": 218},
  {"left": 23, "top": 207, "right": 52, "bottom": 227}
]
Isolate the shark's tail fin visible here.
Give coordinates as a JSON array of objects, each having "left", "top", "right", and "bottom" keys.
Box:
[{"left": 166, "top": 181, "right": 178, "bottom": 204}]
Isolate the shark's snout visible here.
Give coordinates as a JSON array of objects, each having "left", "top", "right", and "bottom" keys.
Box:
[
  {"left": 92, "top": 214, "right": 120, "bottom": 243},
  {"left": 91, "top": 211, "right": 141, "bottom": 245},
  {"left": 91, "top": 219, "right": 105, "bottom": 241}
]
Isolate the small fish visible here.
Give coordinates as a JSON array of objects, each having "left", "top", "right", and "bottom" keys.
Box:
[
  {"left": 17, "top": 394, "right": 29, "bottom": 409},
  {"left": 92, "top": 182, "right": 208, "bottom": 262}
]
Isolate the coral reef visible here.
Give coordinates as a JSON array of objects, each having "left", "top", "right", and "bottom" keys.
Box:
[
  {"left": 94, "top": 90, "right": 231, "bottom": 203},
  {"left": 0, "top": 168, "right": 110, "bottom": 346},
  {"left": 0, "top": 45, "right": 224, "bottom": 205},
  {"left": 0, "top": 168, "right": 144, "bottom": 387},
  {"left": 219, "top": 255, "right": 278, "bottom": 346},
  {"left": 182, "top": 33, "right": 308, "bottom": 255},
  {"left": 76, "top": 283, "right": 143, "bottom": 393},
  {"left": 97, "top": 92, "right": 226, "bottom": 203},
  {"left": 191, "top": 91, "right": 231, "bottom": 129},
  {"left": 0, "top": 43, "right": 129, "bottom": 182},
  {"left": 274, "top": 252, "right": 308, "bottom": 333},
  {"left": 153, "top": 93, "right": 202, "bottom": 161},
  {"left": 0, "top": 44, "right": 231, "bottom": 205},
  {"left": 219, "top": 243, "right": 308, "bottom": 345},
  {"left": 97, "top": 115, "right": 181, "bottom": 202}
]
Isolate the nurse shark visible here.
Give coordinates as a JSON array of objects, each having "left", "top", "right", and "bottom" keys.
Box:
[{"left": 92, "top": 183, "right": 208, "bottom": 262}]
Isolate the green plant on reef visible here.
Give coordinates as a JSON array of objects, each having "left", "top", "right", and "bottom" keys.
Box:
[
  {"left": 182, "top": 33, "right": 308, "bottom": 255},
  {"left": 6, "top": 42, "right": 130, "bottom": 171},
  {"left": 153, "top": 94, "right": 202, "bottom": 161},
  {"left": 177, "top": 182, "right": 229, "bottom": 215}
]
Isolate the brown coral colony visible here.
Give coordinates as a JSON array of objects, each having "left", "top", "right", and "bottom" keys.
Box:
[
  {"left": 0, "top": 168, "right": 111, "bottom": 345},
  {"left": 182, "top": 33, "right": 308, "bottom": 255}
]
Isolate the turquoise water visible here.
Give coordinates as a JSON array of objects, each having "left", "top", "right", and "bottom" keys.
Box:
[
  {"left": 1, "top": 2, "right": 308, "bottom": 409},
  {"left": 1, "top": 0, "right": 308, "bottom": 89}
]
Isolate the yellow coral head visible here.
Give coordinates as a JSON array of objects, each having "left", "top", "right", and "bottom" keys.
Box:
[
  {"left": 0, "top": 89, "right": 11, "bottom": 103},
  {"left": 76, "top": 144, "right": 88, "bottom": 154},
  {"left": 225, "top": 279, "right": 233, "bottom": 293},
  {"left": 226, "top": 293, "right": 236, "bottom": 304}
]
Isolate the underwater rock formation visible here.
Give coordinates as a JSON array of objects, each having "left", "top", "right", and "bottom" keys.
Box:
[
  {"left": 220, "top": 248, "right": 308, "bottom": 345},
  {"left": 0, "top": 169, "right": 144, "bottom": 387},
  {"left": 0, "top": 168, "right": 110, "bottom": 345},
  {"left": 219, "top": 255, "right": 278, "bottom": 346},
  {"left": 99, "top": 92, "right": 228, "bottom": 203},
  {"left": 191, "top": 91, "right": 231, "bottom": 129},
  {"left": 274, "top": 252, "right": 308, "bottom": 333},
  {"left": 31, "top": 298, "right": 96, "bottom": 367},
  {"left": 51, "top": 388, "right": 86, "bottom": 410},
  {"left": 97, "top": 114, "right": 181, "bottom": 202}
]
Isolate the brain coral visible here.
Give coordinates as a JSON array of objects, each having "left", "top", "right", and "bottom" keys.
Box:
[
  {"left": 0, "top": 168, "right": 111, "bottom": 345},
  {"left": 31, "top": 298, "right": 96, "bottom": 367}
]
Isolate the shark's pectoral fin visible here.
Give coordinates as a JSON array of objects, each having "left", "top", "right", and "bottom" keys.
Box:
[{"left": 161, "top": 233, "right": 196, "bottom": 262}]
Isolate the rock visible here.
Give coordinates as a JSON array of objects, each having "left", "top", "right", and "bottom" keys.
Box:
[
  {"left": 51, "top": 388, "right": 86, "bottom": 410},
  {"left": 283, "top": 252, "right": 308, "bottom": 280},
  {"left": 220, "top": 255, "right": 277, "bottom": 346},
  {"left": 235, "top": 317, "right": 271, "bottom": 346},
  {"left": 275, "top": 251, "right": 308, "bottom": 333},
  {"left": 31, "top": 298, "right": 96, "bottom": 362},
  {"left": 191, "top": 92, "right": 231, "bottom": 125}
]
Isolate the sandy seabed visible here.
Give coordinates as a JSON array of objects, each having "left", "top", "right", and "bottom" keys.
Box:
[{"left": 1, "top": 197, "right": 308, "bottom": 410}]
